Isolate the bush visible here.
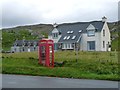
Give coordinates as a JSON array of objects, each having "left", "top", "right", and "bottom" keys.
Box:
[{"left": 29, "top": 57, "right": 35, "bottom": 60}]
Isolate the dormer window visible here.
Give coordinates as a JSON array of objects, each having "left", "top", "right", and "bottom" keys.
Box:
[
  {"left": 72, "top": 36, "right": 76, "bottom": 39},
  {"left": 67, "top": 31, "right": 70, "bottom": 34},
  {"left": 63, "top": 36, "right": 67, "bottom": 40},
  {"left": 87, "top": 30, "right": 95, "bottom": 36},
  {"left": 53, "top": 33, "right": 58, "bottom": 39},
  {"left": 67, "top": 36, "right": 70, "bottom": 40},
  {"left": 87, "top": 24, "right": 95, "bottom": 37},
  {"left": 52, "top": 28, "right": 59, "bottom": 39},
  {"left": 79, "top": 30, "right": 82, "bottom": 33},
  {"left": 67, "top": 31, "right": 74, "bottom": 34},
  {"left": 70, "top": 31, "right": 73, "bottom": 33}
]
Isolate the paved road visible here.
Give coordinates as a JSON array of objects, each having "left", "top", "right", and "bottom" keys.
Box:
[{"left": 2, "top": 74, "right": 118, "bottom": 88}]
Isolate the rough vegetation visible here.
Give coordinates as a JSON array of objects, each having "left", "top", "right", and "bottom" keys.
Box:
[{"left": 2, "top": 51, "right": 119, "bottom": 81}]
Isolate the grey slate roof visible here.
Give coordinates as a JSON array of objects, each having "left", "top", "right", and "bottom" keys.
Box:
[
  {"left": 13, "top": 40, "right": 39, "bottom": 46},
  {"left": 54, "top": 21, "right": 104, "bottom": 43}
]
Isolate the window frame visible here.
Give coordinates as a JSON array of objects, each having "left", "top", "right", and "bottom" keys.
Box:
[
  {"left": 103, "top": 41, "right": 105, "bottom": 48},
  {"left": 53, "top": 33, "right": 58, "bottom": 39},
  {"left": 87, "top": 30, "right": 95, "bottom": 37},
  {"left": 72, "top": 36, "right": 76, "bottom": 39},
  {"left": 87, "top": 41, "right": 95, "bottom": 51},
  {"left": 103, "top": 29, "right": 105, "bottom": 36}
]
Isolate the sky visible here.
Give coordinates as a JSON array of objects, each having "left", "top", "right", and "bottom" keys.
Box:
[{"left": 1, "top": 0, "right": 119, "bottom": 28}]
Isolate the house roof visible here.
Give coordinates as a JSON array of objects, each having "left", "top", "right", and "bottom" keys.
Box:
[
  {"left": 54, "top": 21, "right": 104, "bottom": 43},
  {"left": 13, "top": 40, "right": 39, "bottom": 46}
]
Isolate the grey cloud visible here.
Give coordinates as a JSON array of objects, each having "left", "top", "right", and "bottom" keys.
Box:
[
  {"left": 118, "top": 1, "right": 120, "bottom": 20},
  {"left": 2, "top": 1, "right": 43, "bottom": 28},
  {"left": 1, "top": 0, "right": 119, "bottom": 28}
]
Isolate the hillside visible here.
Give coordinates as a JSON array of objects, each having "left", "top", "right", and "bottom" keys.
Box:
[
  {"left": 1, "top": 21, "right": 120, "bottom": 51},
  {"left": 2, "top": 24, "right": 53, "bottom": 50},
  {"left": 108, "top": 21, "right": 120, "bottom": 51}
]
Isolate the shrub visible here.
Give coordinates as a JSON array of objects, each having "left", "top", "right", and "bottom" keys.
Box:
[{"left": 29, "top": 57, "right": 35, "bottom": 60}]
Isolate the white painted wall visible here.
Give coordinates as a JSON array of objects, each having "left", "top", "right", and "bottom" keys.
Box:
[
  {"left": 48, "top": 28, "right": 61, "bottom": 43},
  {"left": 81, "top": 32, "right": 101, "bottom": 51},
  {"left": 48, "top": 35, "right": 61, "bottom": 43},
  {"left": 100, "top": 22, "right": 111, "bottom": 51}
]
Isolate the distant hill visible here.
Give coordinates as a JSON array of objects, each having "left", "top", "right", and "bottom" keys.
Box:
[
  {"left": 2, "top": 21, "right": 120, "bottom": 51},
  {"left": 2, "top": 24, "right": 54, "bottom": 36}
]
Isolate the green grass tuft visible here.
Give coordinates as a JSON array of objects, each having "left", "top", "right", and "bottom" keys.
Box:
[{"left": 2, "top": 51, "right": 119, "bottom": 81}]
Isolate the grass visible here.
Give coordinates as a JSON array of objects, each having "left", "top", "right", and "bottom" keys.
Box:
[
  {"left": 2, "top": 51, "right": 119, "bottom": 81},
  {"left": 111, "top": 38, "right": 118, "bottom": 51}
]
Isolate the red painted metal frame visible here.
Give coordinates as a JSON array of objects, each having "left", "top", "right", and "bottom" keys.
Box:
[{"left": 38, "top": 39, "right": 54, "bottom": 67}]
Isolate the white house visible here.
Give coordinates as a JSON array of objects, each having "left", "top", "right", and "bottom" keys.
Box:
[
  {"left": 48, "top": 17, "right": 111, "bottom": 51},
  {"left": 11, "top": 40, "right": 39, "bottom": 52}
]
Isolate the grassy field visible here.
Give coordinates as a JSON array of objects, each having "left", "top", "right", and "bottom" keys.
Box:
[{"left": 2, "top": 51, "right": 119, "bottom": 81}]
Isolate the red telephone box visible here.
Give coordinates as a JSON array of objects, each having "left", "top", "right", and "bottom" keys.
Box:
[{"left": 38, "top": 39, "right": 54, "bottom": 67}]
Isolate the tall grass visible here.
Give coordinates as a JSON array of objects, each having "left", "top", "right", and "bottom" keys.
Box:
[
  {"left": 2, "top": 51, "right": 118, "bottom": 62},
  {"left": 2, "top": 51, "right": 119, "bottom": 81}
]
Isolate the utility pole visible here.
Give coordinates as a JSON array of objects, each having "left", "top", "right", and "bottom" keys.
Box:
[{"left": 75, "top": 42, "right": 78, "bottom": 62}]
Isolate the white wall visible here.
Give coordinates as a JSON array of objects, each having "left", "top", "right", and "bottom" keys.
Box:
[
  {"left": 48, "top": 28, "right": 61, "bottom": 43},
  {"left": 48, "top": 35, "right": 61, "bottom": 43},
  {"left": 100, "top": 22, "right": 111, "bottom": 51},
  {"left": 81, "top": 32, "right": 101, "bottom": 51}
]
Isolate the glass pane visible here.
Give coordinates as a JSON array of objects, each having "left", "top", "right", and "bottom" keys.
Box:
[
  {"left": 49, "top": 46, "right": 52, "bottom": 65},
  {"left": 41, "top": 46, "right": 46, "bottom": 64},
  {"left": 88, "top": 30, "right": 95, "bottom": 36},
  {"left": 88, "top": 41, "right": 95, "bottom": 50}
]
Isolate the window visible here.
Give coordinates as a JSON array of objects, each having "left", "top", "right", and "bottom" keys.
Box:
[
  {"left": 22, "top": 47, "right": 25, "bottom": 51},
  {"left": 72, "top": 36, "right": 76, "bottom": 39},
  {"left": 67, "top": 31, "right": 70, "bottom": 34},
  {"left": 87, "top": 41, "right": 95, "bottom": 51},
  {"left": 103, "top": 41, "right": 105, "bottom": 48},
  {"left": 70, "top": 31, "right": 73, "bottom": 33},
  {"left": 63, "top": 36, "right": 67, "bottom": 40},
  {"left": 103, "top": 29, "right": 105, "bottom": 36},
  {"left": 62, "top": 44, "right": 64, "bottom": 48},
  {"left": 87, "top": 30, "right": 95, "bottom": 36},
  {"left": 53, "top": 33, "right": 58, "bottom": 38},
  {"left": 68, "top": 44, "right": 70, "bottom": 49},
  {"left": 67, "top": 31, "right": 74, "bottom": 34},
  {"left": 79, "top": 30, "right": 82, "bottom": 33},
  {"left": 65, "top": 44, "right": 67, "bottom": 48},
  {"left": 67, "top": 36, "right": 70, "bottom": 40}
]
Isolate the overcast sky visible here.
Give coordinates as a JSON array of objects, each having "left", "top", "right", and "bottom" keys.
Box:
[{"left": 1, "top": 0, "right": 119, "bottom": 28}]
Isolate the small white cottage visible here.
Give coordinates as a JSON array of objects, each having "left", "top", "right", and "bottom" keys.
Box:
[{"left": 11, "top": 40, "right": 38, "bottom": 52}]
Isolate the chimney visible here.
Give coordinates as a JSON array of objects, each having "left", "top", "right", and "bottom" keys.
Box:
[
  {"left": 53, "top": 23, "right": 58, "bottom": 28},
  {"left": 102, "top": 16, "right": 107, "bottom": 22}
]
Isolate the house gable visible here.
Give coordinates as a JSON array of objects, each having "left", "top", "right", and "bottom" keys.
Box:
[
  {"left": 87, "top": 24, "right": 95, "bottom": 30},
  {"left": 52, "top": 28, "right": 59, "bottom": 33},
  {"left": 100, "top": 22, "right": 111, "bottom": 51}
]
